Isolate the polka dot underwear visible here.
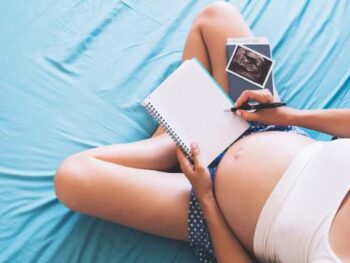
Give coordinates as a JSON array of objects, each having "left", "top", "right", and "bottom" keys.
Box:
[{"left": 188, "top": 123, "right": 308, "bottom": 263}]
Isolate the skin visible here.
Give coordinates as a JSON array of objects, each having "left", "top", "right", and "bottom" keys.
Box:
[
  {"left": 235, "top": 89, "right": 350, "bottom": 138},
  {"left": 54, "top": 2, "right": 350, "bottom": 262},
  {"left": 176, "top": 144, "right": 250, "bottom": 262}
]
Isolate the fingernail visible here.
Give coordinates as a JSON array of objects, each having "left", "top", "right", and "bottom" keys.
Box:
[{"left": 236, "top": 110, "right": 242, "bottom": 117}]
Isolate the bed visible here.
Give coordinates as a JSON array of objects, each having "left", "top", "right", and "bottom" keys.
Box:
[{"left": 0, "top": 0, "right": 349, "bottom": 262}]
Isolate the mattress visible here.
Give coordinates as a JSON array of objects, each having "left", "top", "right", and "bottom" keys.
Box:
[{"left": 0, "top": 0, "right": 349, "bottom": 262}]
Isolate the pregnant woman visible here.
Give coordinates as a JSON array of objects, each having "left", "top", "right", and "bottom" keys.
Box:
[{"left": 54, "top": 2, "right": 350, "bottom": 262}]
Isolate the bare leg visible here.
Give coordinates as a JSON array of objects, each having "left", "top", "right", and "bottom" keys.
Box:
[
  {"left": 153, "top": 2, "right": 252, "bottom": 136},
  {"left": 55, "top": 2, "right": 253, "bottom": 241},
  {"left": 182, "top": 1, "right": 253, "bottom": 93},
  {"left": 55, "top": 134, "right": 190, "bottom": 240}
]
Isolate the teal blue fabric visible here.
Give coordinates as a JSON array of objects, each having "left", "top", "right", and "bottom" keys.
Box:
[{"left": 0, "top": 0, "right": 349, "bottom": 262}]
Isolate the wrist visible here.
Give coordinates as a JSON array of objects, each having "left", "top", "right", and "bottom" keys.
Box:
[
  {"left": 197, "top": 191, "right": 216, "bottom": 210},
  {"left": 288, "top": 108, "right": 303, "bottom": 126}
]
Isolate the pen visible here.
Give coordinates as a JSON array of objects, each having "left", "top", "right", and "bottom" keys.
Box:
[{"left": 224, "top": 102, "right": 286, "bottom": 112}]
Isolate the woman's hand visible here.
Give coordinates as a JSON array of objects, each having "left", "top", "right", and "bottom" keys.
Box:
[
  {"left": 234, "top": 89, "right": 297, "bottom": 126},
  {"left": 177, "top": 146, "right": 251, "bottom": 263},
  {"left": 176, "top": 143, "right": 213, "bottom": 200}
]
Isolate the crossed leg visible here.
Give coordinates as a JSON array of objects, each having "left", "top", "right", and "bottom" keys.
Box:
[
  {"left": 55, "top": 133, "right": 191, "bottom": 240},
  {"left": 54, "top": 2, "right": 252, "bottom": 241}
]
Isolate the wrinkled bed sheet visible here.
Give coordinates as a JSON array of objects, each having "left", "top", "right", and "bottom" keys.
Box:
[{"left": 0, "top": 0, "right": 349, "bottom": 262}]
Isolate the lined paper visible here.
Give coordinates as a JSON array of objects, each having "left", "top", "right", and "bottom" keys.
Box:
[{"left": 143, "top": 59, "right": 249, "bottom": 167}]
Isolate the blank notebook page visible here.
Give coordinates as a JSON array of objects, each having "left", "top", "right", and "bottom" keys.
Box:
[{"left": 142, "top": 59, "right": 249, "bottom": 167}]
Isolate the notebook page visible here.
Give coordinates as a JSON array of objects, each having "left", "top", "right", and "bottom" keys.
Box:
[{"left": 143, "top": 59, "right": 249, "bottom": 167}]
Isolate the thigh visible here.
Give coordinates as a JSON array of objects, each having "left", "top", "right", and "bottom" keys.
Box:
[
  {"left": 81, "top": 133, "right": 178, "bottom": 171},
  {"left": 200, "top": 3, "right": 253, "bottom": 92},
  {"left": 57, "top": 155, "right": 191, "bottom": 241}
]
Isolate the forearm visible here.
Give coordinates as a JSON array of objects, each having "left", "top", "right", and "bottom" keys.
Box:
[
  {"left": 291, "top": 109, "right": 350, "bottom": 138},
  {"left": 198, "top": 194, "right": 251, "bottom": 263}
]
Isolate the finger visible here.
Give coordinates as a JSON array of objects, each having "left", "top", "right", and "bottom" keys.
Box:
[
  {"left": 176, "top": 146, "right": 191, "bottom": 174},
  {"left": 235, "top": 89, "right": 274, "bottom": 108},
  {"left": 190, "top": 143, "right": 206, "bottom": 173},
  {"left": 176, "top": 146, "right": 191, "bottom": 167},
  {"left": 235, "top": 109, "right": 259, "bottom": 121},
  {"left": 176, "top": 146, "right": 194, "bottom": 175},
  {"left": 235, "top": 90, "right": 271, "bottom": 107},
  {"left": 235, "top": 90, "right": 250, "bottom": 108}
]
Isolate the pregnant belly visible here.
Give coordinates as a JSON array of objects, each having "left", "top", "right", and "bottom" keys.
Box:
[{"left": 214, "top": 131, "right": 314, "bottom": 253}]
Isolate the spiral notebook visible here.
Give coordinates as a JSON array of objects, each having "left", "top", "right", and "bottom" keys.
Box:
[{"left": 142, "top": 59, "right": 249, "bottom": 167}]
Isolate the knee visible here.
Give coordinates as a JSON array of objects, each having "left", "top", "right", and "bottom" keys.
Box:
[
  {"left": 54, "top": 154, "right": 89, "bottom": 210},
  {"left": 194, "top": 1, "right": 238, "bottom": 26}
]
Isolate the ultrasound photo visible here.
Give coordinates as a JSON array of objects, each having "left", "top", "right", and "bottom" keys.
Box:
[{"left": 226, "top": 45, "right": 274, "bottom": 88}]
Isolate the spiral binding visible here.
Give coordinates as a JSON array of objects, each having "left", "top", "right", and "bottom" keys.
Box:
[{"left": 144, "top": 101, "right": 192, "bottom": 159}]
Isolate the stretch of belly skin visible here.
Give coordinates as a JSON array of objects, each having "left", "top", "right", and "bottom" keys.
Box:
[{"left": 214, "top": 131, "right": 314, "bottom": 253}]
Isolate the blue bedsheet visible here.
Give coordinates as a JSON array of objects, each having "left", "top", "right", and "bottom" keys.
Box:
[{"left": 0, "top": 0, "right": 349, "bottom": 262}]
